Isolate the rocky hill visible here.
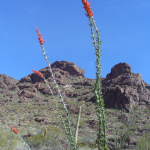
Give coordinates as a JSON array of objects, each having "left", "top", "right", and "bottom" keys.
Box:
[{"left": 0, "top": 60, "right": 150, "bottom": 150}]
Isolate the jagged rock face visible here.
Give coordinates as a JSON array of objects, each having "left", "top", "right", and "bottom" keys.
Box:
[
  {"left": 103, "top": 62, "right": 143, "bottom": 87},
  {"left": 18, "top": 61, "right": 85, "bottom": 85},
  {"left": 0, "top": 61, "right": 150, "bottom": 113},
  {"left": 101, "top": 62, "right": 150, "bottom": 112},
  {"left": 106, "top": 62, "right": 132, "bottom": 80},
  {"left": 50, "top": 61, "right": 85, "bottom": 77}
]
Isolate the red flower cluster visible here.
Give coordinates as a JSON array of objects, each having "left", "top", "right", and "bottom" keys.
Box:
[
  {"left": 36, "top": 26, "right": 45, "bottom": 45},
  {"left": 82, "top": 0, "right": 93, "bottom": 17},
  {"left": 32, "top": 69, "right": 43, "bottom": 77},
  {"left": 10, "top": 125, "right": 19, "bottom": 134}
]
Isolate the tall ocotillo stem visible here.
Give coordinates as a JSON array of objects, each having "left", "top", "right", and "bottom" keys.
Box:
[
  {"left": 35, "top": 27, "right": 76, "bottom": 149},
  {"left": 90, "top": 17, "right": 109, "bottom": 150},
  {"left": 81, "top": 0, "right": 109, "bottom": 149}
]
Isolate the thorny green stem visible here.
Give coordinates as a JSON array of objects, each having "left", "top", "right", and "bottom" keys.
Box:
[
  {"left": 88, "top": 15, "right": 109, "bottom": 150},
  {"left": 40, "top": 45, "right": 77, "bottom": 150}
]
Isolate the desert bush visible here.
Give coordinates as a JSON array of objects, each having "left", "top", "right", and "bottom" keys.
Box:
[
  {"left": 136, "top": 132, "right": 150, "bottom": 150},
  {"left": 0, "top": 127, "right": 19, "bottom": 150},
  {"left": 24, "top": 135, "right": 46, "bottom": 148}
]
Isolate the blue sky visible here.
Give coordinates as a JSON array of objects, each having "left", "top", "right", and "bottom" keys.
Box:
[{"left": 1, "top": 0, "right": 150, "bottom": 84}]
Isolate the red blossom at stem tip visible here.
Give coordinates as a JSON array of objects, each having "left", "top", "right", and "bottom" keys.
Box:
[
  {"left": 10, "top": 126, "right": 19, "bottom": 134},
  {"left": 82, "top": 0, "right": 93, "bottom": 17},
  {"left": 32, "top": 69, "right": 43, "bottom": 77},
  {"left": 36, "top": 26, "right": 45, "bottom": 45}
]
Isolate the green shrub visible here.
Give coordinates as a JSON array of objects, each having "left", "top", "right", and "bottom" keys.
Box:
[
  {"left": 79, "top": 120, "right": 85, "bottom": 128},
  {"left": 136, "top": 132, "right": 150, "bottom": 149},
  {"left": 24, "top": 135, "right": 46, "bottom": 148},
  {"left": 0, "top": 127, "right": 18, "bottom": 150},
  {"left": 43, "top": 124, "right": 66, "bottom": 148},
  {"left": 25, "top": 124, "right": 68, "bottom": 149}
]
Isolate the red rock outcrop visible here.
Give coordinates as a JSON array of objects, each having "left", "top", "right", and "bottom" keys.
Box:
[{"left": 0, "top": 61, "right": 150, "bottom": 113}]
